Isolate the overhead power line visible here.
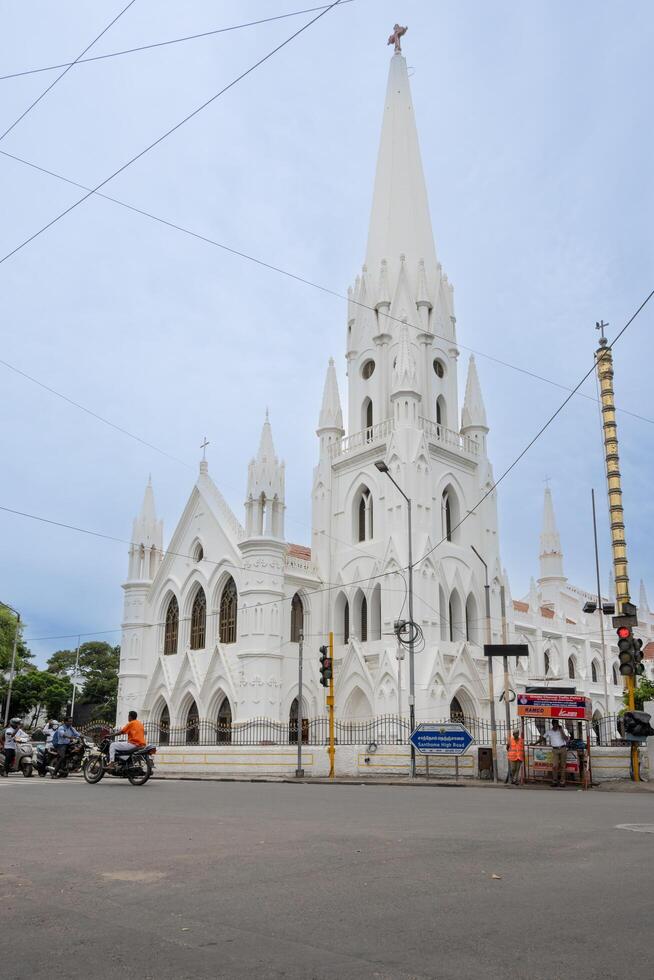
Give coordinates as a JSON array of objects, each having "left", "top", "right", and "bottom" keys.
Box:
[
  {"left": 0, "top": 0, "right": 138, "bottom": 142},
  {"left": 0, "top": 3, "right": 355, "bottom": 83},
  {"left": 1, "top": 144, "right": 652, "bottom": 429},
  {"left": 5, "top": 285, "right": 652, "bottom": 646},
  {"left": 414, "top": 289, "right": 654, "bottom": 569},
  {"left": 0, "top": 0, "right": 345, "bottom": 268}
]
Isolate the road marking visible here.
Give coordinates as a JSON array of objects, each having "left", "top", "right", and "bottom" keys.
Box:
[{"left": 615, "top": 823, "right": 654, "bottom": 834}]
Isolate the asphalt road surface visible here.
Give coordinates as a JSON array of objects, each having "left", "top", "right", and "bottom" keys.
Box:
[{"left": 1, "top": 778, "right": 652, "bottom": 980}]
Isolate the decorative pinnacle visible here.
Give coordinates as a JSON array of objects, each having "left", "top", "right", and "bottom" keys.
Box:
[{"left": 595, "top": 319, "right": 609, "bottom": 347}]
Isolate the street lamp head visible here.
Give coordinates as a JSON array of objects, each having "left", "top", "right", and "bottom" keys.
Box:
[{"left": 374, "top": 460, "right": 389, "bottom": 473}]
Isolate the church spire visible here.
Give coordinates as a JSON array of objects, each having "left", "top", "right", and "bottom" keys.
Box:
[
  {"left": 461, "top": 355, "right": 488, "bottom": 432},
  {"left": 245, "top": 412, "right": 285, "bottom": 538},
  {"left": 318, "top": 358, "right": 344, "bottom": 432},
  {"left": 128, "top": 476, "right": 163, "bottom": 581},
  {"left": 640, "top": 579, "right": 650, "bottom": 616},
  {"left": 365, "top": 49, "right": 438, "bottom": 285},
  {"left": 390, "top": 321, "right": 421, "bottom": 425},
  {"left": 538, "top": 486, "right": 566, "bottom": 598}
]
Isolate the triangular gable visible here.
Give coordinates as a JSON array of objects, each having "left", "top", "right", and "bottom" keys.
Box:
[
  {"left": 336, "top": 638, "right": 375, "bottom": 711},
  {"left": 142, "top": 657, "right": 172, "bottom": 714}
]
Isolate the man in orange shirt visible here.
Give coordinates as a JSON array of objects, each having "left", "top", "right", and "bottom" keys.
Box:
[
  {"left": 108, "top": 710, "right": 146, "bottom": 767},
  {"left": 506, "top": 727, "right": 525, "bottom": 785}
]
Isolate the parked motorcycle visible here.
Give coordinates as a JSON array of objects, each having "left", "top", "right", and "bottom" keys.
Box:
[
  {"left": 82, "top": 735, "right": 156, "bottom": 786},
  {"left": 3, "top": 739, "right": 34, "bottom": 777}
]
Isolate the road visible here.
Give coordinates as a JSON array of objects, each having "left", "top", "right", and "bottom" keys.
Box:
[{"left": 1, "top": 778, "right": 652, "bottom": 979}]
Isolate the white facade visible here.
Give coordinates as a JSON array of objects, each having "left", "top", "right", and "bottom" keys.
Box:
[{"left": 117, "top": 52, "right": 652, "bottom": 732}]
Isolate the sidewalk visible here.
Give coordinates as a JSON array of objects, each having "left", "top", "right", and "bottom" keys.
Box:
[{"left": 151, "top": 772, "right": 653, "bottom": 791}]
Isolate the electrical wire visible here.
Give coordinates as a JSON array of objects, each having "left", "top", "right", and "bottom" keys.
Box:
[
  {"left": 0, "top": 0, "right": 345, "bottom": 268},
  {"left": 414, "top": 290, "right": 654, "bottom": 570},
  {"left": 2, "top": 145, "right": 651, "bottom": 429},
  {"left": 0, "top": 0, "right": 139, "bottom": 142},
  {"left": 0, "top": 3, "right": 356, "bottom": 83}
]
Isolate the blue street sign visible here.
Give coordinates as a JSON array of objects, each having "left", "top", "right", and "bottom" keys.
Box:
[{"left": 409, "top": 722, "right": 474, "bottom": 756}]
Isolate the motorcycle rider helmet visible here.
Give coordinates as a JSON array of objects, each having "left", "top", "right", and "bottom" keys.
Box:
[{"left": 10, "top": 718, "right": 21, "bottom": 727}]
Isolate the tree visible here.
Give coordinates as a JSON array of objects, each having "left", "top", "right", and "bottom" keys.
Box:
[
  {"left": 47, "top": 641, "right": 120, "bottom": 720},
  {"left": 623, "top": 678, "right": 654, "bottom": 712},
  {"left": 2, "top": 669, "right": 71, "bottom": 726},
  {"left": 0, "top": 606, "right": 33, "bottom": 674}
]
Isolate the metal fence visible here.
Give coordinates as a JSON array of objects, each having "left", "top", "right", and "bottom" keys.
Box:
[{"left": 77, "top": 713, "right": 629, "bottom": 748}]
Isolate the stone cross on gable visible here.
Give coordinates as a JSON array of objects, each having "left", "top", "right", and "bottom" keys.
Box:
[
  {"left": 387, "top": 23, "right": 408, "bottom": 54},
  {"left": 200, "top": 436, "right": 209, "bottom": 461}
]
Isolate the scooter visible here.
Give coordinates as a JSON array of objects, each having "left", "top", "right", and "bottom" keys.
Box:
[{"left": 3, "top": 739, "right": 34, "bottom": 777}]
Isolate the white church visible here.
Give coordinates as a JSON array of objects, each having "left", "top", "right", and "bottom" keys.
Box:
[{"left": 116, "top": 49, "right": 653, "bottom": 740}]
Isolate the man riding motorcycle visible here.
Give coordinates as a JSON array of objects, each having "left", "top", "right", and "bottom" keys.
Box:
[
  {"left": 52, "top": 717, "right": 81, "bottom": 778},
  {"left": 35, "top": 719, "right": 59, "bottom": 775},
  {"left": 107, "top": 710, "right": 146, "bottom": 770},
  {"left": 1, "top": 718, "right": 28, "bottom": 776}
]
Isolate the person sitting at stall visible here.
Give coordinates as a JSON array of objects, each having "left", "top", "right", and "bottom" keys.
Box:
[
  {"left": 506, "top": 728, "right": 524, "bottom": 785},
  {"left": 546, "top": 719, "right": 569, "bottom": 788}
]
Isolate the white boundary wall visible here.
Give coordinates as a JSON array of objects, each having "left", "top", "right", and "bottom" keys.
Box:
[{"left": 153, "top": 744, "right": 647, "bottom": 782}]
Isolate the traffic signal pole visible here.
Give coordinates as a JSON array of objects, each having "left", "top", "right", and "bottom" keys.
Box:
[
  {"left": 328, "top": 630, "right": 335, "bottom": 777},
  {"left": 595, "top": 328, "right": 639, "bottom": 781}
]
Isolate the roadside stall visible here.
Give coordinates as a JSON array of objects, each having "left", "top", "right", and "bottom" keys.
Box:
[{"left": 517, "top": 693, "right": 592, "bottom": 788}]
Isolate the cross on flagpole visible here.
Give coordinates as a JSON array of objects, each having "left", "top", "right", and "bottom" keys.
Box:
[
  {"left": 595, "top": 319, "right": 609, "bottom": 342},
  {"left": 200, "top": 437, "right": 209, "bottom": 460}
]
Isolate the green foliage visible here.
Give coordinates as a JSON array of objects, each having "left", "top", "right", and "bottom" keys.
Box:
[
  {"left": 2, "top": 669, "right": 71, "bottom": 725},
  {"left": 623, "top": 678, "right": 654, "bottom": 711},
  {"left": 0, "top": 606, "right": 33, "bottom": 673},
  {"left": 47, "top": 641, "right": 120, "bottom": 720}
]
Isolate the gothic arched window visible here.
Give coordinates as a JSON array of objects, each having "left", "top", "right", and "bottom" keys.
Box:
[
  {"left": 612, "top": 663, "right": 619, "bottom": 686},
  {"left": 443, "top": 491, "right": 452, "bottom": 541},
  {"left": 356, "top": 487, "right": 373, "bottom": 542},
  {"left": 163, "top": 596, "right": 179, "bottom": 656},
  {"left": 190, "top": 588, "right": 206, "bottom": 650},
  {"left": 219, "top": 577, "right": 238, "bottom": 644},
  {"left": 436, "top": 395, "right": 446, "bottom": 429},
  {"left": 344, "top": 600, "right": 350, "bottom": 644},
  {"left": 290, "top": 593, "right": 304, "bottom": 643},
  {"left": 543, "top": 650, "right": 550, "bottom": 676},
  {"left": 568, "top": 656, "right": 576, "bottom": 679},
  {"left": 289, "top": 697, "right": 309, "bottom": 745},
  {"left": 360, "top": 595, "right": 368, "bottom": 642},
  {"left": 591, "top": 661, "right": 599, "bottom": 683}
]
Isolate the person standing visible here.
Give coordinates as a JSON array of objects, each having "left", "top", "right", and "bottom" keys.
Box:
[
  {"left": 506, "top": 728, "right": 525, "bottom": 785},
  {"left": 2, "top": 718, "right": 20, "bottom": 775},
  {"left": 546, "top": 719, "right": 569, "bottom": 787}
]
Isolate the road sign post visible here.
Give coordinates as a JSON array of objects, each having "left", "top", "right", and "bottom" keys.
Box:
[{"left": 409, "top": 722, "right": 474, "bottom": 758}]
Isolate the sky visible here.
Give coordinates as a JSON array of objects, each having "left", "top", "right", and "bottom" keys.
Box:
[{"left": 0, "top": 0, "right": 652, "bottom": 665}]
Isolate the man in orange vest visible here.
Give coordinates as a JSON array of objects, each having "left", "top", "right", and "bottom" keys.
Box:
[{"left": 506, "top": 727, "right": 524, "bottom": 785}]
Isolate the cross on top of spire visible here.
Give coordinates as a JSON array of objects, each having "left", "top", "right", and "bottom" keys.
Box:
[
  {"left": 595, "top": 319, "right": 609, "bottom": 347},
  {"left": 200, "top": 436, "right": 209, "bottom": 461},
  {"left": 387, "top": 23, "right": 408, "bottom": 53}
]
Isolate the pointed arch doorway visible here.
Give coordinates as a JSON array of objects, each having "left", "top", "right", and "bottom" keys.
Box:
[{"left": 289, "top": 698, "right": 309, "bottom": 745}]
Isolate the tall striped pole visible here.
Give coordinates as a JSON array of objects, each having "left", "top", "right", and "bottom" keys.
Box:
[{"left": 595, "top": 329, "right": 639, "bottom": 781}]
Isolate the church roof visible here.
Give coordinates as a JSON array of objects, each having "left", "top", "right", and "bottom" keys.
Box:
[
  {"left": 365, "top": 52, "right": 438, "bottom": 282},
  {"left": 287, "top": 543, "right": 311, "bottom": 561}
]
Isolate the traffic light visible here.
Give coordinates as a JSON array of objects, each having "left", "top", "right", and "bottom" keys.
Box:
[
  {"left": 319, "top": 645, "right": 332, "bottom": 687},
  {"left": 623, "top": 711, "right": 654, "bottom": 739},
  {"left": 617, "top": 625, "right": 635, "bottom": 676},
  {"left": 633, "top": 637, "right": 645, "bottom": 676}
]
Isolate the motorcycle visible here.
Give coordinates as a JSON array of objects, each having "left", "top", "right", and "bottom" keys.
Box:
[
  {"left": 45, "top": 736, "right": 94, "bottom": 778},
  {"left": 3, "top": 739, "right": 34, "bottom": 777},
  {"left": 82, "top": 735, "right": 156, "bottom": 786}
]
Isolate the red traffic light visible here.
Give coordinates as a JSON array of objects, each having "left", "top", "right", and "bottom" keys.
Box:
[{"left": 617, "top": 626, "right": 632, "bottom": 639}]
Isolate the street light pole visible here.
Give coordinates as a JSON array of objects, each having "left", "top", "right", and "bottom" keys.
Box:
[
  {"left": 471, "top": 547, "right": 498, "bottom": 781},
  {"left": 1, "top": 603, "right": 20, "bottom": 727},
  {"left": 375, "top": 461, "right": 416, "bottom": 777},
  {"left": 295, "top": 629, "right": 304, "bottom": 778}
]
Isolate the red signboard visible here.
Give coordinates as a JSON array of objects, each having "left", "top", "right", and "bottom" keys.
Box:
[{"left": 517, "top": 693, "right": 591, "bottom": 720}]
